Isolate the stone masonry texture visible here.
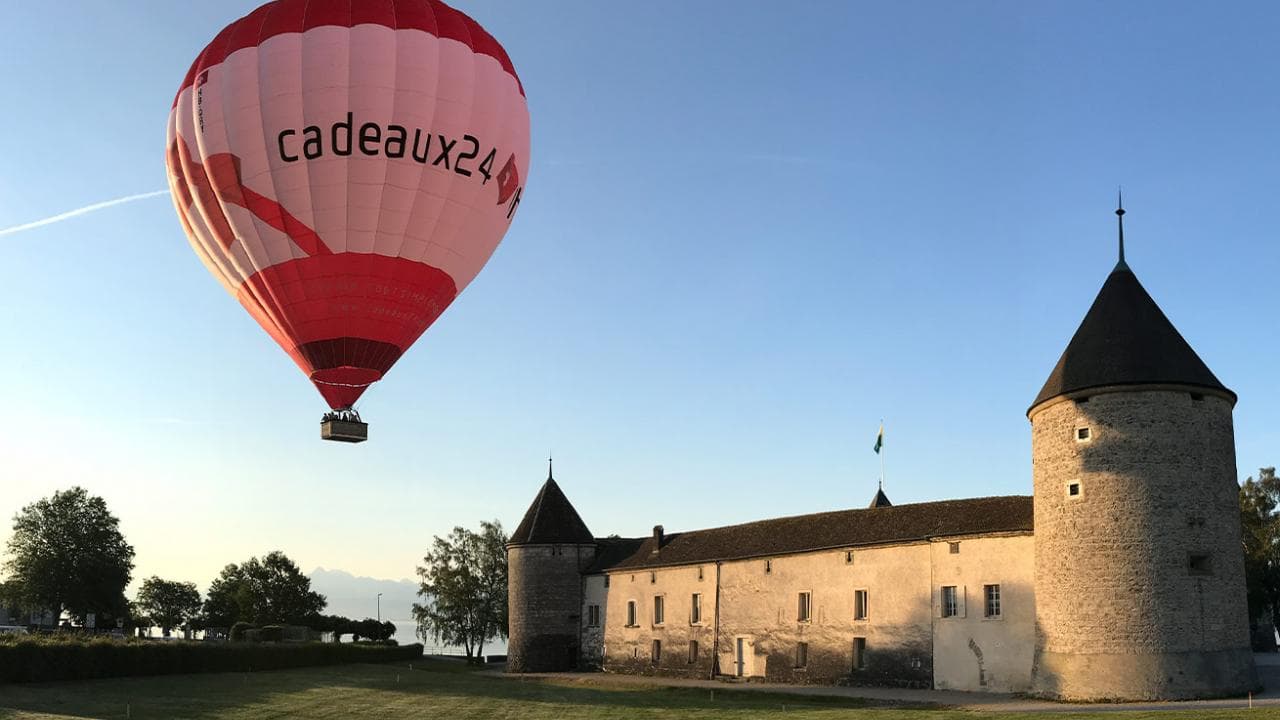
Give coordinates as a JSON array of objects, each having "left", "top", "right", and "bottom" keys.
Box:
[
  {"left": 1029, "top": 389, "right": 1255, "bottom": 700},
  {"left": 507, "top": 544, "right": 595, "bottom": 673}
]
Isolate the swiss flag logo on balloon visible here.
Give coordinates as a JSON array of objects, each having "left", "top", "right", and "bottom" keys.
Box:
[{"left": 495, "top": 153, "right": 520, "bottom": 205}]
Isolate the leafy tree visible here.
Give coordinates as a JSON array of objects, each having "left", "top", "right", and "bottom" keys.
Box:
[
  {"left": 2, "top": 487, "right": 135, "bottom": 624},
  {"left": 353, "top": 617, "right": 396, "bottom": 642},
  {"left": 136, "top": 577, "right": 202, "bottom": 637},
  {"left": 201, "top": 551, "right": 326, "bottom": 626},
  {"left": 413, "top": 520, "right": 507, "bottom": 662},
  {"left": 1240, "top": 468, "right": 1280, "bottom": 647}
]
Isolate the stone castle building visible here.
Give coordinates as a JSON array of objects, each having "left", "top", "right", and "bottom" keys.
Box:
[{"left": 506, "top": 209, "right": 1257, "bottom": 700}]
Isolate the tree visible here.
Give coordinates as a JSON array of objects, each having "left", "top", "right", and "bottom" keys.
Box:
[
  {"left": 136, "top": 577, "right": 202, "bottom": 637},
  {"left": 413, "top": 520, "right": 507, "bottom": 662},
  {"left": 201, "top": 551, "right": 326, "bottom": 627},
  {"left": 1240, "top": 468, "right": 1280, "bottom": 648},
  {"left": 3, "top": 487, "right": 135, "bottom": 624}
]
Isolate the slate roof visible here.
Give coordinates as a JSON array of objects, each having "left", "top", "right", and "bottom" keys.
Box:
[
  {"left": 1030, "top": 265, "right": 1233, "bottom": 413},
  {"left": 869, "top": 488, "right": 893, "bottom": 508},
  {"left": 508, "top": 477, "right": 595, "bottom": 546},
  {"left": 591, "top": 495, "right": 1032, "bottom": 572}
]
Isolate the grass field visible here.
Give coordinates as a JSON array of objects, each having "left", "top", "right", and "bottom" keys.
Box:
[{"left": 1, "top": 660, "right": 1278, "bottom": 720}]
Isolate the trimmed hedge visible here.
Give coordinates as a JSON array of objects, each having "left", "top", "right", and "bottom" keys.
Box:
[{"left": 0, "top": 636, "right": 423, "bottom": 683}]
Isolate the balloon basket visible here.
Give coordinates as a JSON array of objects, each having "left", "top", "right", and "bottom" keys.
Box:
[{"left": 320, "top": 411, "right": 367, "bottom": 443}]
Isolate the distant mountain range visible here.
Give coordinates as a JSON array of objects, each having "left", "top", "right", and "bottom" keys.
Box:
[{"left": 308, "top": 567, "right": 420, "bottom": 622}]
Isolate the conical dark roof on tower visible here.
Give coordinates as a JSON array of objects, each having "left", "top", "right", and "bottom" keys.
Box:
[
  {"left": 509, "top": 473, "right": 595, "bottom": 546},
  {"left": 1030, "top": 264, "right": 1233, "bottom": 413}
]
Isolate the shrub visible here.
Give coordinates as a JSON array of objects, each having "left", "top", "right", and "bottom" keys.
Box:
[
  {"left": 0, "top": 635, "right": 423, "bottom": 684},
  {"left": 259, "top": 625, "right": 284, "bottom": 643},
  {"left": 229, "top": 622, "right": 253, "bottom": 642}
]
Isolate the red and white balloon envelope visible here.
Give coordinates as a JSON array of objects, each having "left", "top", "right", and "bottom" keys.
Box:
[{"left": 166, "top": 0, "right": 529, "bottom": 442}]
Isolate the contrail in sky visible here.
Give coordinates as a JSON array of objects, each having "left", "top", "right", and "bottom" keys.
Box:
[{"left": 0, "top": 189, "right": 169, "bottom": 238}]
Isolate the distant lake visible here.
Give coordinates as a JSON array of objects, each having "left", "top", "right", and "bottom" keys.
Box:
[{"left": 387, "top": 619, "right": 507, "bottom": 657}]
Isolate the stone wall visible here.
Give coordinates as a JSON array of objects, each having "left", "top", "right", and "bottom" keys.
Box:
[
  {"left": 507, "top": 543, "right": 595, "bottom": 673},
  {"left": 1030, "top": 389, "right": 1256, "bottom": 700}
]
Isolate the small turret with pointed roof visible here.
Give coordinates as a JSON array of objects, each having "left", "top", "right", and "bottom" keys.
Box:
[
  {"left": 506, "top": 459, "right": 597, "bottom": 673},
  {"left": 869, "top": 487, "right": 893, "bottom": 508},
  {"left": 509, "top": 457, "right": 595, "bottom": 546}
]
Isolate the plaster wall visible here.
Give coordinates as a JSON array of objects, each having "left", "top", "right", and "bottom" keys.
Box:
[
  {"left": 602, "top": 563, "right": 716, "bottom": 677},
  {"left": 715, "top": 543, "right": 935, "bottom": 686},
  {"left": 601, "top": 542, "right": 940, "bottom": 686},
  {"left": 581, "top": 574, "right": 607, "bottom": 669},
  {"left": 930, "top": 534, "right": 1035, "bottom": 692}
]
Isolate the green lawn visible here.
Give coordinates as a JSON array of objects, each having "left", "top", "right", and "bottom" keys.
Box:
[{"left": 0, "top": 660, "right": 1276, "bottom": 719}]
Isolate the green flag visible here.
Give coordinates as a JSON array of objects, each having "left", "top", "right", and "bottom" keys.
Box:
[{"left": 873, "top": 424, "right": 883, "bottom": 454}]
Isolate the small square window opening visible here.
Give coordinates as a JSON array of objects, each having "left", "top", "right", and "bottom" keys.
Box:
[{"left": 1189, "top": 553, "right": 1213, "bottom": 576}]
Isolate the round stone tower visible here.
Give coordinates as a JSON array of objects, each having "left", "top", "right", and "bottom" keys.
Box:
[
  {"left": 1028, "top": 206, "right": 1255, "bottom": 700},
  {"left": 506, "top": 461, "right": 597, "bottom": 672}
]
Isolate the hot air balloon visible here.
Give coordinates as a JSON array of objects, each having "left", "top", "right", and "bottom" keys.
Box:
[{"left": 165, "top": 0, "right": 529, "bottom": 443}]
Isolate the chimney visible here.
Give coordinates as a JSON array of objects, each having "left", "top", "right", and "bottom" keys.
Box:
[{"left": 651, "top": 525, "right": 664, "bottom": 554}]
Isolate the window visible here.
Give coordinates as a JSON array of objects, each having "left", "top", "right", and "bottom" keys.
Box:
[
  {"left": 650, "top": 572, "right": 656, "bottom": 584},
  {"left": 587, "top": 604, "right": 601, "bottom": 627},
  {"left": 852, "top": 637, "right": 867, "bottom": 671},
  {"left": 604, "top": 575, "right": 610, "bottom": 588},
  {"left": 1076, "top": 426, "right": 1091, "bottom": 442},
  {"left": 1190, "top": 392, "right": 1204, "bottom": 402},
  {"left": 948, "top": 542, "right": 960, "bottom": 554},
  {"left": 626, "top": 600, "right": 637, "bottom": 627},
  {"left": 698, "top": 566, "right": 704, "bottom": 581},
  {"left": 653, "top": 596, "right": 665, "bottom": 625},
  {"left": 690, "top": 593, "right": 702, "bottom": 624},
  {"left": 651, "top": 639, "right": 661, "bottom": 664},
  {"left": 797, "top": 592, "right": 812, "bottom": 622},
  {"left": 765, "top": 560, "right": 772, "bottom": 574},
  {"left": 688, "top": 640, "right": 699, "bottom": 663},
  {"left": 941, "top": 586, "right": 958, "bottom": 618},
  {"left": 795, "top": 641, "right": 808, "bottom": 668},
  {"left": 845, "top": 550, "right": 854, "bottom": 564},
  {"left": 854, "top": 589, "right": 869, "bottom": 621},
  {"left": 1189, "top": 553, "right": 1214, "bottom": 576},
  {"left": 984, "top": 584, "right": 1001, "bottom": 618},
  {"left": 1067, "top": 481, "right": 1082, "bottom": 498}
]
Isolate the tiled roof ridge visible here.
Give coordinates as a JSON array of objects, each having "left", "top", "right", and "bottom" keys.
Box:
[{"left": 638, "top": 494, "right": 1030, "bottom": 538}]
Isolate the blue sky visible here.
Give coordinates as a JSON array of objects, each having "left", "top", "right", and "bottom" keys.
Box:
[{"left": 1, "top": 1, "right": 1277, "bottom": 593}]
